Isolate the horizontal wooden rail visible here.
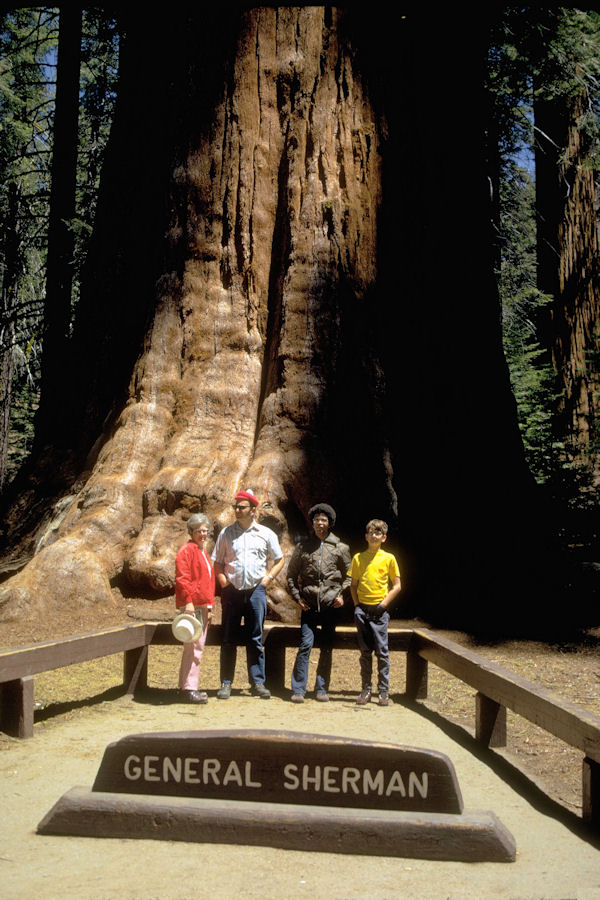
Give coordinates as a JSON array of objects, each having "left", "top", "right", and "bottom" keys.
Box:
[
  {"left": 0, "top": 624, "right": 152, "bottom": 682},
  {"left": 409, "top": 629, "right": 600, "bottom": 763},
  {"left": 2, "top": 621, "right": 600, "bottom": 826},
  {"left": 0, "top": 623, "right": 234, "bottom": 738},
  {"left": 408, "top": 628, "right": 600, "bottom": 826}
]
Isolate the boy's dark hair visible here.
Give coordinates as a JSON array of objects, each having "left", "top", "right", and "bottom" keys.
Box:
[{"left": 366, "top": 519, "right": 388, "bottom": 535}]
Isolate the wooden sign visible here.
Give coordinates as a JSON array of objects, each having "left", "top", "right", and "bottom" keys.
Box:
[
  {"left": 39, "top": 729, "right": 516, "bottom": 861},
  {"left": 91, "top": 729, "right": 463, "bottom": 814}
]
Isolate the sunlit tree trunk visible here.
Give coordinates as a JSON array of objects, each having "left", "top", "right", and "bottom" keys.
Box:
[{"left": 0, "top": 7, "right": 541, "bottom": 630}]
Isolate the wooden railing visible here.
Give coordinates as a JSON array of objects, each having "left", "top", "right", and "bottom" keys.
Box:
[{"left": 1, "top": 622, "right": 599, "bottom": 826}]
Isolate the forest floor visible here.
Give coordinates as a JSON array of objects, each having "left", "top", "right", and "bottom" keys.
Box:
[
  {"left": 2, "top": 602, "right": 600, "bottom": 898},
  {"left": 1, "top": 598, "right": 599, "bottom": 819}
]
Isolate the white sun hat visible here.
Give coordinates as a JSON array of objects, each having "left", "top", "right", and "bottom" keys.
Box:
[{"left": 172, "top": 613, "right": 203, "bottom": 643}]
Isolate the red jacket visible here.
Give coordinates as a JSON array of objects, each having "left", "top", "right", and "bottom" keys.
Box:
[{"left": 175, "top": 541, "right": 215, "bottom": 608}]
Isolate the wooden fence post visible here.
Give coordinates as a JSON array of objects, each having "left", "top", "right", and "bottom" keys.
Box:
[
  {"left": 264, "top": 630, "right": 287, "bottom": 693},
  {"left": 405, "top": 647, "right": 428, "bottom": 699},
  {"left": 0, "top": 676, "right": 34, "bottom": 738},
  {"left": 583, "top": 757, "right": 600, "bottom": 827},
  {"left": 123, "top": 646, "right": 148, "bottom": 694},
  {"left": 475, "top": 693, "right": 507, "bottom": 748}
]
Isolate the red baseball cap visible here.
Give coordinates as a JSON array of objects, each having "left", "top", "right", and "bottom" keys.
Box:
[{"left": 235, "top": 489, "right": 259, "bottom": 507}]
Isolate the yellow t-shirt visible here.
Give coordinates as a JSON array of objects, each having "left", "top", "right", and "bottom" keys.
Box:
[{"left": 349, "top": 549, "right": 400, "bottom": 605}]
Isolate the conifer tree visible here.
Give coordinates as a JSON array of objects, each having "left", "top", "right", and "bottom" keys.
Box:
[{"left": 0, "top": 8, "right": 58, "bottom": 488}]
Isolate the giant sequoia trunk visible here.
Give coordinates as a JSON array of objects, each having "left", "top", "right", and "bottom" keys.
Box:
[
  {"left": 535, "top": 85, "right": 600, "bottom": 472},
  {"left": 0, "top": 7, "right": 542, "bottom": 630}
]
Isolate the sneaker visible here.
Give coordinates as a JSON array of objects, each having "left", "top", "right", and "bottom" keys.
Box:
[
  {"left": 356, "top": 687, "right": 371, "bottom": 706},
  {"left": 251, "top": 682, "right": 271, "bottom": 699},
  {"left": 180, "top": 690, "right": 208, "bottom": 704},
  {"left": 217, "top": 681, "right": 232, "bottom": 699},
  {"left": 290, "top": 693, "right": 305, "bottom": 704},
  {"left": 378, "top": 691, "right": 390, "bottom": 707},
  {"left": 315, "top": 691, "right": 329, "bottom": 702}
]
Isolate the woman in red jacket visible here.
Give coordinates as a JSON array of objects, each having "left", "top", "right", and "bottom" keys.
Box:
[{"left": 175, "top": 513, "right": 215, "bottom": 703}]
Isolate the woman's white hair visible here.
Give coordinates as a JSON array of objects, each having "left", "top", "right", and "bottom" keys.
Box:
[{"left": 186, "top": 512, "right": 210, "bottom": 535}]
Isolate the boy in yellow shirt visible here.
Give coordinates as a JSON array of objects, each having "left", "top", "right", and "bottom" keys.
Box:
[{"left": 349, "top": 519, "right": 401, "bottom": 706}]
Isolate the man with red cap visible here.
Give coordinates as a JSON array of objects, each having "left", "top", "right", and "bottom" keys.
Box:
[{"left": 212, "top": 489, "right": 284, "bottom": 699}]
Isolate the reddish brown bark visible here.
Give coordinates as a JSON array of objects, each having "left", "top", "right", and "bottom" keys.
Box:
[
  {"left": 0, "top": 8, "right": 540, "bottom": 630},
  {"left": 535, "top": 87, "right": 600, "bottom": 468}
]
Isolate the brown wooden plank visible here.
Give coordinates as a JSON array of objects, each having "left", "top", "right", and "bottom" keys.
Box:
[
  {"left": 414, "top": 629, "right": 600, "bottom": 762},
  {"left": 0, "top": 624, "right": 151, "bottom": 682}
]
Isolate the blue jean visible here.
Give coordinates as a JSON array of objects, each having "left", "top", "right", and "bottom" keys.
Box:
[
  {"left": 291, "top": 607, "right": 338, "bottom": 695},
  {"left": 220, "top": 583, "right": 267, "bottom": 685},
  {"left": 354, "top": 603, "right": 390, "bottom": 692}
]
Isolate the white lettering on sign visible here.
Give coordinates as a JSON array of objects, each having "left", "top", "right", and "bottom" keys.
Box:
[
  {"left": 245, "top": 760, "right": 262, "bottom": 788},
  {"left": 203, "top": 758, "right": 220, "bottom": 784},
  {"left": 409, "top": 771, "right": 428, "bottom": 798},
  {"left": 143, "top": 756, "right": 160, "bottom": 782},
  {"left": 363, "top": 769, "right": 384, "bottom": 795},
  {"left": 282, "top": 763, "right": 429, "bottom": 798},
  {"left": 163, "top": 757, "right": 182, "bottom": 783},
  {"left": 120, "top": 755, "right": 428, "bottom": 800},
  {"left": 122, "top": 755, "right": 263, "bottom": 788},
  {"left": 124, "top": 755, "right": 141, "bottom": 780},
  {"left": 184, "top": 757, "right": 200, "bottom": 784},
  {"left": 342, "top": 767, "right": 361, "bottom": 794},
  {"left": 223, "top": 760, "right": 243, "bottom": 787}
]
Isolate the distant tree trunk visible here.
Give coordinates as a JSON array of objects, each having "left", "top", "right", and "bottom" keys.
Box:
[
  {"left": 0, "top": 7, "right": 542, "bottom": 631},
  {"left": 535, "top": 83, "right": 600, "bottom": 473},
  {"left": 0, "top": 184, "right": 20, "bottom": 491},
  {"left": 36, "top": 8, "right": 82, "bottom": 442}
]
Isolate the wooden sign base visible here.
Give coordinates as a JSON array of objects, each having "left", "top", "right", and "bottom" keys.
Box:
[
  {"left": 37, "top": 730, "right": 516, "bottom": 862},
  {"left": 39, "top": 786, "right": 516, "bottom": 862}
]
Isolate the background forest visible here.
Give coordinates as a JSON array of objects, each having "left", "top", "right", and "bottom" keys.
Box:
[{"left": 1, "top": 5, "right": 600, "bottom": 631}]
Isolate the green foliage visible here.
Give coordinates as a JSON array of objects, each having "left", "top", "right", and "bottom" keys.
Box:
[
  {"left": 0, "top": 9, "right": 57, "bottom": 485},
  {"left": 491, "top": 8, "right": 600, "bottom": 493},
  {"left": 0, "top": 8, "right": 119, "bottom": 486},
  {"left": 499, "top": 163, "right": 563, "bottom": 483},
  {"left": 75, "top": 9, "right": 119, "bottom": 278},
  {"left": 6, "top": 381, "right": 38, "bottom": 483}
]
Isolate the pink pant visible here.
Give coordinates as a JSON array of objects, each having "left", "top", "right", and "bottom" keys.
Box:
[{"left": 178, "top": 607, "right": 210, "bottom": 690}]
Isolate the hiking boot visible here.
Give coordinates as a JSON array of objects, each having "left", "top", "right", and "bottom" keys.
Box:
[
  {"left": 356, "top": 687, "right": 371, "bottom": 706},
  {"left": 251, "top": 682, "right": 271, "bottom": 699},
  {"left": 378, "top": 691, "right": 390, "bottom": 707},
  {"left": 290, "top": 693, "right": 305, "bottom": 704},
  {"left": 315, "top": 691, "right": 329, "bottom": 702},
  {"left": 217, "top": 681, "right": 232, "bottom": 699},
  {"left": 180, "top": 690, "right": 208, "bottom": 704}
]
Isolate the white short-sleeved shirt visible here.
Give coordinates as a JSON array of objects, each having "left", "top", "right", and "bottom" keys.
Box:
[{"left": 212, "top": 521, "right": 283, "bottom": 590}]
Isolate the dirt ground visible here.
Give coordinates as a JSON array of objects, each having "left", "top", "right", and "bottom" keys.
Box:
[
  {"left": 3, "top": 619, "right": 600, "bottom": 899},
  {"left": 1, "top": 597, "right": 600, "bottom": 819},
  {"left": 2, "top": 600, "right": 600, "bottom": 898}
]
